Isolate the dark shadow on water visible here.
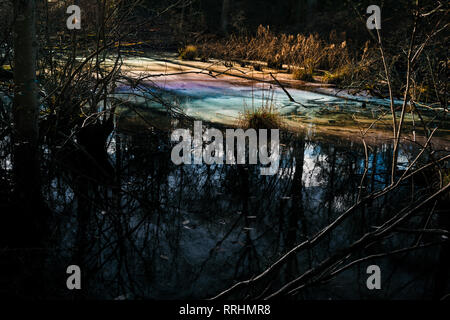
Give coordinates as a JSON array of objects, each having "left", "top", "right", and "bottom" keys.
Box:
[{"left": 27, "top": 118, "right": 447, "bottom": 300}]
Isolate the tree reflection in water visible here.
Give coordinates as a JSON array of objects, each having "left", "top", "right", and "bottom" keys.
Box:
[{"left": 39, "top": 121, "right": 448, "bottom": 300}]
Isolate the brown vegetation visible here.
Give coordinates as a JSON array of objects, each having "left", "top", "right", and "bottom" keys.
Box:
[{"left": 197, "top": 26, "right": 375, "bottom": 86}]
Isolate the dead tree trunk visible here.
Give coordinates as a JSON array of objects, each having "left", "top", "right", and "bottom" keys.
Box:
[
  {"left": 12, "top": 0, "right": 42, "bottom": 231},
  {"left": 221, "top": 0, "right": 230, "bottom": 35},
  {"left": 2, "top": 0, "right": 48, "bottom": 298}
]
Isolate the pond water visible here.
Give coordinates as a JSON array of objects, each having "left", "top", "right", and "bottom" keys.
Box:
[
  {"left": 111, "top": 55, "right": 448, "bottom": 142},
  {"left": 35, "top": 54, "right": 449, "bottom": 300},
  {"left": 44, "top": 126, "right": 444, "bottom": 299},
  {"left": 115, "top": 72, "right": 371, "bottom": 124}
]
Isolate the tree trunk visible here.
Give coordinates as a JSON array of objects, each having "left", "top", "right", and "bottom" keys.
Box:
[
  {"left": 4, "top": 0, "right": 47, "bottom": 298},
  {"left": 12, "top": 0, "right": 39, "bottom": 212},
  {"left": 221, "top": 0, "right": 230, "bottom": 35}
]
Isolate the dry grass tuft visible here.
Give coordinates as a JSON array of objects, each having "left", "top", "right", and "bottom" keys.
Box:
[
  {"left": 292, "top": 68, "right": 314, "bottom": 82},
  {"left": 240, "top": 106, "right": 282, "bottom": 130},
  {"left": 179, "top": 45, "right": 198, "bottom": 60},
  {"left": 238, "top": 95, "right": 283, "bottom": 130}
]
